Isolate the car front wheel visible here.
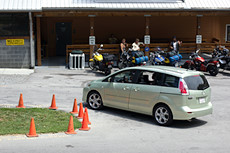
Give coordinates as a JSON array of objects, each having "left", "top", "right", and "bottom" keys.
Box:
[
  {"left": 153, "top": 104, "right": 173, "bottom": 126},
  {"left": 87, "top": 91, "right": 103, "bottom": 110}
]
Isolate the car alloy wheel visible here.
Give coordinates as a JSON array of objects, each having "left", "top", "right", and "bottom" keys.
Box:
[
  {"left": 88, "top": 92, "right": 103, "bottom": 110},
  {"left": 153, "top": 105, "right": 173, "bottom": 126}
]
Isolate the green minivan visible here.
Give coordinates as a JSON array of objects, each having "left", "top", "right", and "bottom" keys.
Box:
[{"left": 82, "top": 66, "right": 212, "bottom": 126}]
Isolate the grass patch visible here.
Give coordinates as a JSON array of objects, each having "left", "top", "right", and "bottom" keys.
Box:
[{"left": 0, "top": 108, "right": 81, "bottom": 135}]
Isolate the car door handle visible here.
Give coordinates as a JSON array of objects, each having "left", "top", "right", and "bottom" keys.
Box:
[{"left": 123, "top": 87, "right": 130, "bottom": 90}]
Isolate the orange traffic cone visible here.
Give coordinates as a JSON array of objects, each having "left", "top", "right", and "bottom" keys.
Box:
[
  {"left": 82, "top": 107, "right": 91, "bottom": 125},
  {"left": 70, "top": 99, "right": 78, "bottom": 114},
  {"left": 49, "top": 94, "right": 58, "bottom": 110},
  {"left": 79, "top": 112, "right": 90, "bottom": 131},
  {"left": 16, "top": 93, "right": 26, "bottom": 108},
  {"left": 65, "top": 116, "right": 77, "bottom": 134},
  {"left": 77, "top": 103, "right": 83, "bottom": 119},
  {"left": 26, "top": 117, "right": 38, "bottom": 137}
]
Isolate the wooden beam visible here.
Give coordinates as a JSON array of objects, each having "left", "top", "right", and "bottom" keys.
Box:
[
  {"left": 34, "top": 11, "right": 230, "bottom": 18},
  {"left": 36, "top": 17, "right": 42, "bottom": 66},
  {"left": 196, "top": 16, "right": 202, "bottom": 50},
  {"left": 89, "top": 17, "right": 95, "bottom": 58}
]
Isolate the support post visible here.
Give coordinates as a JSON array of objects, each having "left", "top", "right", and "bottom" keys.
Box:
[
  {"left": 89, "top": 16, "right": 95, "bottom": 59},
  {"left": 36, "top": 17, "right": 42, "bottom": 66},
  {"left": 196, "top": 15, "right": 202, "bottom": 51},
  {"left": 145, "top": 16, "right": 150, "bottom": 57},
  {"left": 29, "top": 12, "right": 35, "bottom": 68}
]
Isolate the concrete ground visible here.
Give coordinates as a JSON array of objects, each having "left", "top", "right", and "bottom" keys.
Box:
[{"left": 0, "top": 67, "right": 230, "bottom": 153}]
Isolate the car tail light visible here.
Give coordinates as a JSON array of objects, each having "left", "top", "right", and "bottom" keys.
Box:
[{"left": 179, "top": 79, "right": 189, "bottom": 95}]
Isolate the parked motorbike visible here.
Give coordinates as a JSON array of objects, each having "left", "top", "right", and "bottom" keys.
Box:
[
  {"left": 212, "top": 46, "right": 230, "bottom": 70},
  {"left": 182, "top": 49, "right": 220, "bottom": 76},
  {"left": 149, "top": 48, "right": 166, "bottom": 65},
  {"left": 158, "top": 50, "right": 182, "bottom": 67},
  {"left": 118, "top": 48, "right": 148, "bottom": 69},
  {"left": 89, "top": 44, "right": 115, "bottom": 75}
]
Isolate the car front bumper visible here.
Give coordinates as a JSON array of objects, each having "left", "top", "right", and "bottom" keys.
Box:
[
  {"left": 82, "top": 87, "right": 90, "bottom": 102},
  {"left": 173, "top": 102, "right": 213, "bottom": 120}
]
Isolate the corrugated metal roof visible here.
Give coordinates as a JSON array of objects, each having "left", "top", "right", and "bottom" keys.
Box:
[{"left": 1, "top": 0, "right": 230, "bottom": 12}]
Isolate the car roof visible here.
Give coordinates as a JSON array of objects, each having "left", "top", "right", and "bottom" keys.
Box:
[{"left": 121, "top": 66, "right": 203, "bottom": 78}]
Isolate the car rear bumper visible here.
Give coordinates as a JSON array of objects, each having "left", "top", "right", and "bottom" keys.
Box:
[{"left": 173, "top": 102, "right": 213, "bottom": 120}]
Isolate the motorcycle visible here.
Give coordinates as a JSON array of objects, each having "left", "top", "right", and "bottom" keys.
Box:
[
  {"left": 89, "top": 44, "right": 115, "bottom": 75},
  {"left": 149, "top": 48, "right": 166, "bottom": 65},
  {"left": 182, "top": 49, "right": 220, "bottom": 76},
  {"left": 118, "top": 48, "right": 148, "bottom": 69},
  {"left": 212, "top": 46, "right": 230, "bottom": 70}
]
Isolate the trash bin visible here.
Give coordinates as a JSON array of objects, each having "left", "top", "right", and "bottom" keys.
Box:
[{"left": 69, "top": 50, "right": 85, "bottom": 69}]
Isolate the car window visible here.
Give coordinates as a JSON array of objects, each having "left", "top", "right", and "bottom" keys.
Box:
[
  {"left": 162, "top": 74, "right": 179, "bottom": 88},
  {"left": 104, "top": 70, "right": 136, "bottom": 83},
  {"left": 184, "top": 75, "right": 209, "bottom": 90},
  {"left": 136, "top": 71, "right": 163, "bottom": 86}
]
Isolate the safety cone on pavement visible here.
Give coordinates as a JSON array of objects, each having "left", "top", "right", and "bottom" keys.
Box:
[
  {"left": 70, "top": 99, "right": 78, "bottom": 114},
  {"left": 82, "top": 107, "right": 91, "bottom": 125},
  {"left": 65, "top": 116, "right": 77, "bottom": 134},
  {"left": 16, "top": 93, "right": 26, "bottom": 108},
  {"left": 49, "top": 94, "right": 58, "bottom": 110},
  {"left": 79, "top": 112, "right": 90, "bottom": 131},
  {"left": 77, "top": 103, "right": 83, "bottom": 119},
  {"left": 26, "top": 117, "right": 38, "bottom": 137}
]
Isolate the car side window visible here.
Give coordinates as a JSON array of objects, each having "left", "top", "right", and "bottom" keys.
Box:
[
  {"left": 136, "top": 71, "right": 163, "bottom": 86},
  {"left": 104, "top": 70, "right": 136, "bottom": 83},
  {"left": 162, "top": 74, "right": 179, "bottom": 88}
]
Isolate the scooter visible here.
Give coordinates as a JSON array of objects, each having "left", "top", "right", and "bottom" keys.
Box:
[
  {"left": 182, "top": 49, "right": 220, "bottom": 76},
  {"left": 89, "top": 44, "right": 115, "bottom": 75},
  {"left": 118, "top": 48, "right": 148, "bottom": 69},
  {"left": 149, "top": 48, "right": 166, "bottom": 65},
  {"left": 212, "top": 46, "right": 230, "bottom": 70}
]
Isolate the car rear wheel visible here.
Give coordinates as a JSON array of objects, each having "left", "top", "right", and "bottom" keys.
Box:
[
  {"left": 87, "top": 91, "right": 103, "bottom": 110},
  {"left": 153, "top": 104, "right": 173, "bottom": 126}
]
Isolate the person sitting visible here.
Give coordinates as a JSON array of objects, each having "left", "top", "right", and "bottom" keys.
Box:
[
  {"left": 131, "top": 38, "right": 145, "bottom": 57},
  {"left": 108, "top": 34, "right": 118, "bottom": 44},
  {"left": 170, "top": 36, "right": 182, "bottom": 54}
]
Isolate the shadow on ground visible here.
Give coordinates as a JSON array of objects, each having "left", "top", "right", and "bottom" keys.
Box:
[{"left": 83, "top": 103, "right": 207, "bottom": 129}]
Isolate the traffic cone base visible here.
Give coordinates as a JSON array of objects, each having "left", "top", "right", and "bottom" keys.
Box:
[
  {"left": 70, "top": 99, "right": 78, "bottom": 114},
  {"left": 26, "top": 118, "right": 38, "bottom": 137},
  {"left": 79, "top": 127, "right": 91, "bottom": 131},
  {"left": 49, "top": 94, "right": 58, "bottom": 110},
  {"left": 16, "top": 106, "right": 26, "bottom": 108},
  {"left": 16, "top": 93, "right": 26, "bottom": 108}
]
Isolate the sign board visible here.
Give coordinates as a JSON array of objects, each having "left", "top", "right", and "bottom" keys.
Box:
[
  {"left": 6, "top": 39, "right": 24, "bottom": 46},
  {"left": 145, "top": 47, "right": 150, "bottom": 52},
  {"left": 196, "top": 35, "right": 202, "bottom": 44},
  {"left": 144, "top": 35, "right": 150, "bottom": 44},
  {"left": 89, "top": 36, "right": 95, "bottom": 45}
]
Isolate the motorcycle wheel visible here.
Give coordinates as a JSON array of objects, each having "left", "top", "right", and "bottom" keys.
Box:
[
  {"left": 209, "top": 65, "right": 219, "bottom": 76},
  {"left": 89, "top": 61, "right": 94, "bottom": 70}
]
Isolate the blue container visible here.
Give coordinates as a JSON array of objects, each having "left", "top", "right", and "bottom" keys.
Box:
[
  {"left": 169, "top": 54, "right": 182, "bottom": 62},
  {"left": 135, "top": 56, "right": 149, "bottom": 64}
]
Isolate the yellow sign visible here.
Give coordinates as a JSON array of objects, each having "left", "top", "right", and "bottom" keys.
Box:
[{"left": 6, "top": 39, "right": 24, "bottom": 46}]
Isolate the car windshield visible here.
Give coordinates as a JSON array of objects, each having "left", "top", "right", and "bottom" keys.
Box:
[{"left": 184, "top": 75, "right": 209, "bottom": 90}]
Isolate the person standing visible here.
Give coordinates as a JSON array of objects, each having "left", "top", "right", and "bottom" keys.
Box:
[
  {"left": 170, "top": 36, "right": 182, "bottom": 54},
  {"left": 120, "top": 38, "right": 128, "bottom": 55}
]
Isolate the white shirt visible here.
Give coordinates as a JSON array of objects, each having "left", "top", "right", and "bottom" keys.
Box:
[
  {"left": 132, "top": 42, "right": 141, "bottom": 51},
  {"left": 173, "top": 42, "right": 177, "bottom": 51}
]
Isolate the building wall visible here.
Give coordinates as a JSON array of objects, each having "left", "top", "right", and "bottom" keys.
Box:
[{"left": 0, "top": 39, "right": 31, "bottom": 68}]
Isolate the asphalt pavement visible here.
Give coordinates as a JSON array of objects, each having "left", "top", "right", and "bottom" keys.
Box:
[{"left": 0, "top": 67, "right": 230, "bottom": 153}]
